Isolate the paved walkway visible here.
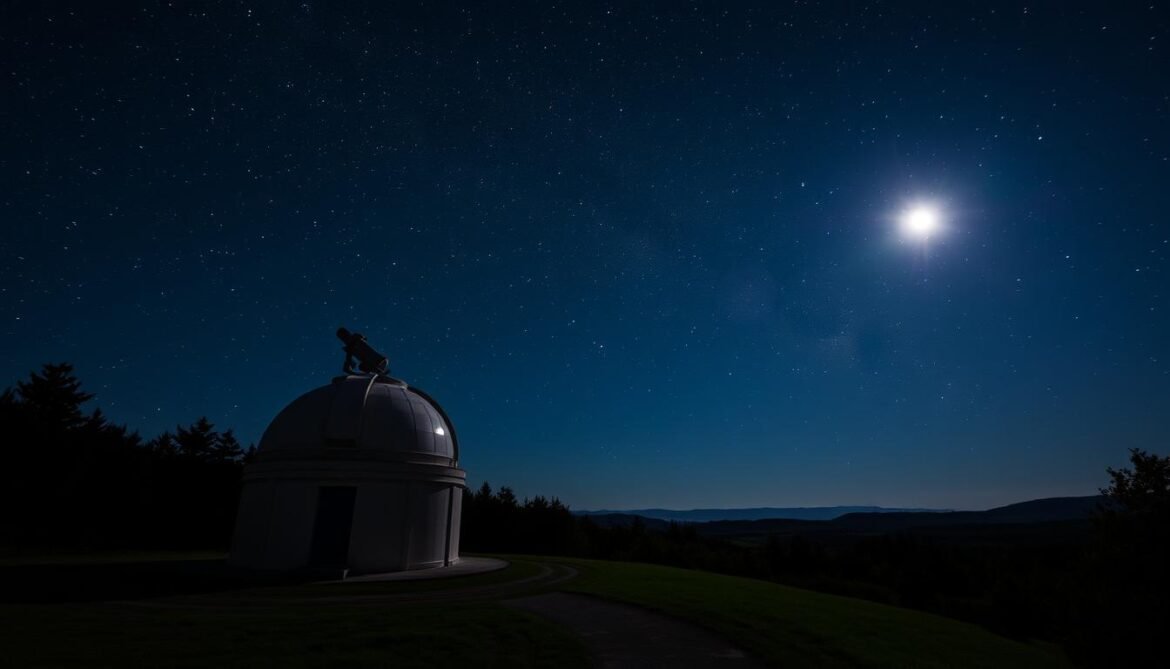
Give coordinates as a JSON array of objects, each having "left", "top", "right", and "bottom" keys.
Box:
[
  {"left": 506, "top": 591, "right": 766, "bottom": 669},
  {"left": 328, "top": 557, "right": 508, "bottom": 583}
]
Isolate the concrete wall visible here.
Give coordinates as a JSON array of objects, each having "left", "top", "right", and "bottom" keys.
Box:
[
  {"left": 230, "top": 472, "right": 463, "bottom": 574},
  {"left": 230, "top": 478, "right": 317, "bottom": 570}
]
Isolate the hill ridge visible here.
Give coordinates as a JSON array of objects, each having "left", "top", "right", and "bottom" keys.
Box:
[{"left": 578, "top": 495, "right": 1108, "bottom": 531}]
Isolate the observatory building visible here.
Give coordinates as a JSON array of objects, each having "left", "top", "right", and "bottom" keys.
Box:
[{"left": 230, "top": 329, "right": 465, "bottom": 575}]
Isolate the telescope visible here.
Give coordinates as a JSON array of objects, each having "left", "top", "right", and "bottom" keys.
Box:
[{"left": 337, "top": 327, "right": 389, "bottom": 376}]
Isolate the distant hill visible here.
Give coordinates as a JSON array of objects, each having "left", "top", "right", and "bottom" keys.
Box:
[
  {"left": 577, "top": 513, "right": 673, "bottom": 532},
  {"left": 690, "top": 495, "right": 1111, "bottom": 540},
  {"left": 829, "top": 495, "right": 1109, "bottom": 530},
  {"left": 579, "top": 496, "right": 1111, "bottom": 538},
  {"left": 575, "top": 505, "right": 947, "bottom": 523}
]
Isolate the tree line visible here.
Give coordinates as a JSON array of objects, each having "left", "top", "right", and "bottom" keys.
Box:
[{"left": 0, "top": 363, "right": 251, "bottom": 551}]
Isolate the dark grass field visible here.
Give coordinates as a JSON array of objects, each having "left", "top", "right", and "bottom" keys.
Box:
[
  {"left": 0, "top": 555, "right": 587, "bottom": 668},
  {"left": 558, "top": 557, "right": 1069, "bottom": 669},
  {"left": 0, "top": 552, "right": 1069, "bottom": 668},
  {"left": 4, "top": 600, "right": 588, "bottom": 668}
]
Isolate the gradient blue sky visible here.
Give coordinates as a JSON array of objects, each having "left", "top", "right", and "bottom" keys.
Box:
[{"left": 3, "top": 2, "right": 1167, "bottom": 510}]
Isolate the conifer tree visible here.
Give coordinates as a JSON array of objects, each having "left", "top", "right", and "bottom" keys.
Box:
[
  {"left": 175, "top": 417, "right": 218, "bottom": 460},
  {"left": 212, "top": 428, "right": 245, "bottom": 462},
  {"left": 15, "top": 362, "right": 92, "bottom": 431}
]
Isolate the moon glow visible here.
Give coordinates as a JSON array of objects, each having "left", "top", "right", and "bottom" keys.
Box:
[{"left": 900, "top": 204, "right": 942, "bottom": 240}]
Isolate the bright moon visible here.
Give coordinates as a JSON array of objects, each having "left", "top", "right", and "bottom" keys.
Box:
[{"left": 900, "top": 204, "right": 941, "bottom": 239}]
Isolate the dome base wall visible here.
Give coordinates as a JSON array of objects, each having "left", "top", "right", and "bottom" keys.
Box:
[{"left": 230, "top": 468, "right": 464, "bottom": 574}]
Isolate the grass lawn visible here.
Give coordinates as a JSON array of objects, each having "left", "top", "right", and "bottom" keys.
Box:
[
  {"left": 0, "top": 549, "right": 229, "bottom": 566},
  {"left": 0, "top": 557, "right": 587, "bottom": 668},
  {"left": 554, "top": 556, "right": 1069, "bottom": 669},
  {"left": 2, "top": 601, "right": 589, "bottom": 668}
]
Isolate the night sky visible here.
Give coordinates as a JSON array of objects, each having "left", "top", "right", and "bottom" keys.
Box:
[{"left": 3, "top": 2, "right": 1168, "bottom": 510}]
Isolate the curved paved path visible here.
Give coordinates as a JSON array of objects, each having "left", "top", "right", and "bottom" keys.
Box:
[{"left": 507, "top": 591, "right": 765, "bottom": 669}]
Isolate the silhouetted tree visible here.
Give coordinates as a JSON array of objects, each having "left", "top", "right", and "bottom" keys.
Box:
[
  {"left": 14, "top": 362, "right": 92, "bottom": 432},
  {"left": 461, "top": 483, "right": 584, "bottom": 555},
  {"left": 212, "top": 429, "right": 244, "bottom": 462},
  {"left": 148, "top": 431, "right": 180, "bottom": 457},
  {"left": 0, "top": 363, "right": 246, "bottom": 552},
  {"left": 497, "top": 486, "right": 518, "bottom": 509},
  {"left": 1103, "top": 448, "right": 1170, "bottom": 517},
  {"left": 1067, "top": 449, "right": 1170, "bottom": 667},
  {"left": 175, "top": 417, "right": 217, "bottom": 461}
]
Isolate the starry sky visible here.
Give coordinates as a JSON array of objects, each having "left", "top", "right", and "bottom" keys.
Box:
[{"left": 3, "top": 2, "right": 1168, "bottom": 510}]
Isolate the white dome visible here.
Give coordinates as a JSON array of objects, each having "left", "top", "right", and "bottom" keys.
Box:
[
  {"left": 232, "top": 350, "right": 466, "bottom": 576},
  {"left": 257, "top": 375, "right": 458, "bottom": 463}
]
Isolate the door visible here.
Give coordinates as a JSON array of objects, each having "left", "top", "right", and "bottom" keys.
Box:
[{"left": 308, "top": 486, "right": 357, "bottom": 567}]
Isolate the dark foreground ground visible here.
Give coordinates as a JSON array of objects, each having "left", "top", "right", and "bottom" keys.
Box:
[{"left": 0, "top": 553, "right": 1068, "bottom": 668}]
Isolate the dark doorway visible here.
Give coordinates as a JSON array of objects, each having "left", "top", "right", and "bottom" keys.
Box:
[{"left": 309, "top": 486, "right": 357, "bottom": 568}]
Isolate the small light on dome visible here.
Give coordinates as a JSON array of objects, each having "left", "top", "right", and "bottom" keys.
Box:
[{"left": 434, "top": 427, "right": 445, "bottom": 436}]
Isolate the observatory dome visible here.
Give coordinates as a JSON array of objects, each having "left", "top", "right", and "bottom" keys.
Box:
[
  {"left": 230, "top": 372, "right": 465, "bottom": 576},
  {"left": 258, "top": 375, "right": 458, "bottom": 462}
]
